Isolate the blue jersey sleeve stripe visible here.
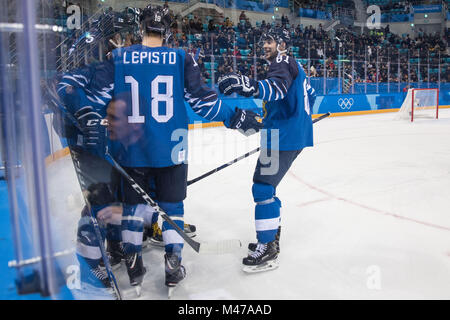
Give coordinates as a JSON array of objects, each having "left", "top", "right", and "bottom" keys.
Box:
[
  {"left": 267, "top": 80, "right": 273, "bottom": 101},
  {"left": 257, "top": 81, "right": 266, "bottom": 100},
  {"left": 209, "top": 100, "right": 222, "bottom": 121},
  {"left": 73, "top": 74, "right": 89, "bottom": 84},
  {"left": 272, "top": 81, "right": 284, "bottom": 99},
  {"left": 61, "top": 75, "right": 88, "bottom": 87},
  {"left": 194, "top": 99, "right": 218, "bottom": 119},
  {"left": 193, "top": 100, "right": 217, "bottom": 114},
  {"left": 57, "top": 83, "right": 70, "bottom": 93}
]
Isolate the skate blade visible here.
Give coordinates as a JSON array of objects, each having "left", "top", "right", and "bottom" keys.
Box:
[
  {"left": 130, "top": 267, "right": 147, "bottom": 298},
  {"left": 167, "top": 285, "right": 177, "bottom": 299},
  {"left": 76, "top": 283, "right": 117, "bottom": 300},
  {"left": 134, "top": 284, "right": 142, "bottom": 297},
  {"left": 242, "top": 259, "right": 279, "bottom": 273}
]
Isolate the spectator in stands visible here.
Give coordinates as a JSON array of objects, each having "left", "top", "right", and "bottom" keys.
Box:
[
  {"left": 208, "top": 19, "right": 217, "bottom": 33},
  {"left": 281, "top": 14, "right": 289, "bottom": 27},
  {"left": 224, "top": 17, "right": 233, "bottom": 28},
  {"left": 239, "top": 11, "right": 247, "bottom": 21},
  {"left": 108, "top": 4, "right": 447, "bottom": 89}
]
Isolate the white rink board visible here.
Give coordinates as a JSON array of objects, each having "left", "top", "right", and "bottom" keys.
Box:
[{"left": 47, "top": 109, "right": 450, "bottom": 300}]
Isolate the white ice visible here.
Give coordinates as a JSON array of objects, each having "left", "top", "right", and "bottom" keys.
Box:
[{"left": 46, "top": 109, "right": 450, "bottom": 300}]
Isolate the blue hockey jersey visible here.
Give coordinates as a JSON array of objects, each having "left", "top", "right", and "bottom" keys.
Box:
[
  {"left": 256, "top": 55, "right": 316, "bottom": 151},
  {"left": 110, "top": 44, "right": 233, "bottom": 167},
  {"left": 58, "top": 45, "right": 234, "bottom": 168}
]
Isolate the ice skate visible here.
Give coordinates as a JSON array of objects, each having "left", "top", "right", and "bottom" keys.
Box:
[
  {"left": 81, "top": 265, "right": 112, "bottom": 289},
  {"left": 165, "top": 253, "right": 186, "bottom": 299},
  {"left": 77, "top": 265, "right": 120, "bottom": 299},
  {"left": 248, "top": 226, "right": 281, "bottom": 254},
  {"left": 243, "top": 240, "right": 279, "bottom": 273},
  {"left": 99, "top": 240, "right": 125, "bottom": 270},
  {"left": 124, "top": 252, "right": 146, "bottom": 297}
]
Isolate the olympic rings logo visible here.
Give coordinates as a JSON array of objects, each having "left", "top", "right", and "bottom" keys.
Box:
[{"left": 338, "top": 98, "right": 354, "bottom": 110}]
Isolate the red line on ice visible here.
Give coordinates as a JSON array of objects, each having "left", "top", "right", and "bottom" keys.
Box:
[{"left": 289, "top": 172, "right": 450, "bottom": 233}]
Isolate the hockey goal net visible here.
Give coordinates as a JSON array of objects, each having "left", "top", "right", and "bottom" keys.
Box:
[{"left": 395, "top": 88, "right": 439, "bottom": 122}]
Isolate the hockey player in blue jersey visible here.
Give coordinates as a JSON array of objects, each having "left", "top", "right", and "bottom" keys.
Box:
[
  {"left": 218, "top": 28, "right": 316, "bottom": 272},
  {"left": 54, "top": 13, "right": 163, "bottom": 293},
  {"left": 107, "top": 5, "right": 262, "bottom": 289}
]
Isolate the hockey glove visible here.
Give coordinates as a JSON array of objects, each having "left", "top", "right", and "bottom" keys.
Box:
[
  {"left": 228, "top": 108, "right": 263, "bottom": 136},
  {"left": 74, "top": 106, "right": 106, "bottom": 150},
  {"left": 218, "top": 73, "right": 258, "bottom": 97}
]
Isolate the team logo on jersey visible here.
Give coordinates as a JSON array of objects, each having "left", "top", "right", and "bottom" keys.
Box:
[
  {"left": 338, "top": 98, "right": 354, "bottom": 110},
  {"left": 262, "top": 101, "right": 267, "bottom": 119}
]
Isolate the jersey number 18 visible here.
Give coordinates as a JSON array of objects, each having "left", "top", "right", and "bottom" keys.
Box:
[{"left": 125, "top": 75, "right": 174, "bottom": 123}]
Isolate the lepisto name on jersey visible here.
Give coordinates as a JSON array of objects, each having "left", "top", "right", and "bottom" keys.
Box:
[{"left": 122, "top": 51, "right": 177, "bottom": 65}]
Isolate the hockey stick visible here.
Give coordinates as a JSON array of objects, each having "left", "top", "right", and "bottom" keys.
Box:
[
  {"left": 45, "top": 82, "right": 122, "bottom": 299},
  {"left": 49, "top": 88, "right": 241, "bottom": 255},
  {"left": 187, "top": 112, "right": 331, "bottom": 186},
  {"left": 104, "top": 151, "right": 241, "bottom": 255},
  {"left": 70, "top": 148, "right": 122, "bottom": 300}
]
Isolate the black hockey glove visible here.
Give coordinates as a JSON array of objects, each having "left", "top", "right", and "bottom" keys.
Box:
[
  {"left": 218, "top": 73, "right": 258, "bottom": 97},
  {"left": 74, "top": 106, "right": 106, "bottom": 150},
  {"left": 228, "top": 108, "right": 263, "bottom": 136}
]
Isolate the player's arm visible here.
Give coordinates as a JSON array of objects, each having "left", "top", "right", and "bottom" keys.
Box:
[
  {"left": 184, "top": 52, "right": 234, "bottom": 123},
  {"left": 57, "top": 64, "right": 93, "bottom": 111},
  {"left": 217, "top": 56, "right": 297, "bottom": 101},
  {"left": 57, "top": 59, "right": 114, "bottom": 112},
  {"left": 56, "top": 60, "right": 114, "bottom": 150},
  {"left": 184, "top": 53, "right": 262, "bottom": 134},
  {"left": 305, "top": 80, "right": 317, "bottom": 107},
  {"left": 254, "top": 56, "right": 298, "bottom": 102}
]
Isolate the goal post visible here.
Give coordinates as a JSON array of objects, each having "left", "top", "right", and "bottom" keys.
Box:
[{"left": 396, "top": 88, "right": 439, "bottom": 122}]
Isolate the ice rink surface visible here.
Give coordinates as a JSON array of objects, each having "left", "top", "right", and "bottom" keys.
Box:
[{"left": 47, "top": 109, "right": 450, "bottom": 300}]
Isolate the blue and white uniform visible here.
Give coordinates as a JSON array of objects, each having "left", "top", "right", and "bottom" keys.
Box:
[
  {"left": 252, "top": 55, "right": 316, "bottom": 244},
  {"left": 110, "top": 44, "right": 234, "bottom": 257},
  {"left": 110, "top": 44, "right": 233, "bottom": 167}
]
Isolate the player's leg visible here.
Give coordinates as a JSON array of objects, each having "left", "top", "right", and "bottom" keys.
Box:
[
  {"left": 70, "top": 145, "right": 120, "bottom": 284},
  {"left": 121, "top": 204, "right": 147, "bottom": 287},
  {"left": 142, "top": 178, "right": 164, "bottom": 247},
  {"left": 154, "top": 164, "right": 188, "bottom": 287},
  {"left": 76, "top": 213, "right": 111, "bottom": 288},
  {"left": 116, "top": 167, "right": 153, "bottom": 287},
  {"left": 143, "top": 179, "right": 196, "bottom": 248},
  {"left": 243, "top": 149, "right": 302, "bottom": 272},
  {"left": 76, "top": 182, "right": 116, "bottom": 288}
]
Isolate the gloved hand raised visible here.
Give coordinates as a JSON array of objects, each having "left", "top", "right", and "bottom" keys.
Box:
[{"left": 218, "top": 73, "right": 258, "bottom": 97}]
